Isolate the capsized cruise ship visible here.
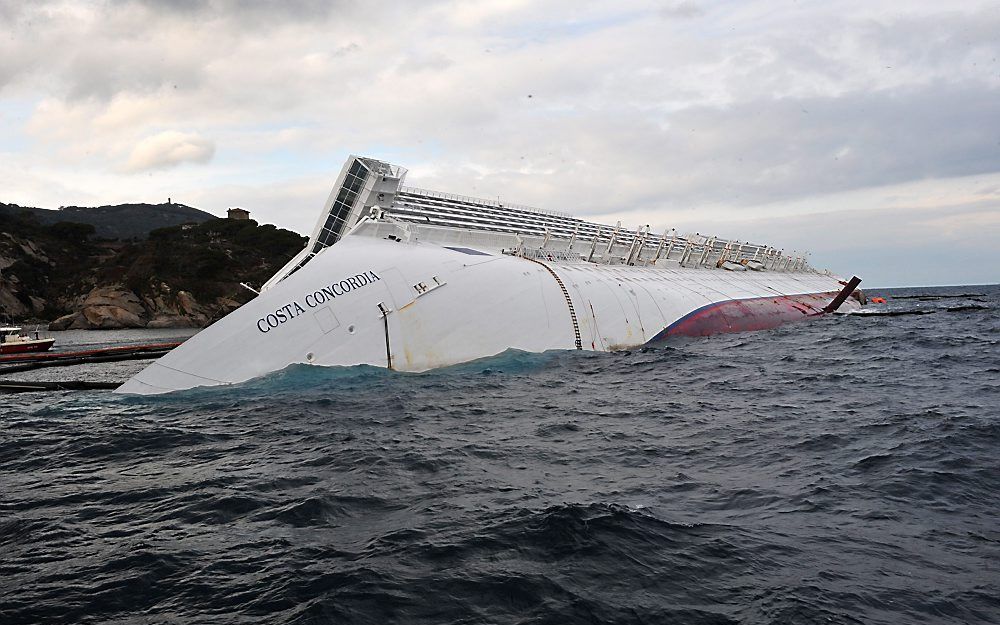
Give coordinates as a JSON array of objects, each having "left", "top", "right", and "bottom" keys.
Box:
[{"left": 117, "top": 155, "right": 863, "bottom": 394}]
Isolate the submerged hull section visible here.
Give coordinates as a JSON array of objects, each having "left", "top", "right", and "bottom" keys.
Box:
[
  {"left": 117, "top": 236, "right": 858, "bottom": 395},
  {"left": 653, "top": 292, "right": 838, "bottom": 338}
]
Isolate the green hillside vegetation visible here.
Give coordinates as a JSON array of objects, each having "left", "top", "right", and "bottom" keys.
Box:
[
  {"left": 1, "top": 210, "right": 102, "bottom": 319},
  {"left": 0, "top": 207, "right": 306, "bottom": 325},
  {"left": 121, "top": 218, "right": 305, "bottom": 299},
  {"left": 0, "top": 201, "right": 215, "bottom": 240}
]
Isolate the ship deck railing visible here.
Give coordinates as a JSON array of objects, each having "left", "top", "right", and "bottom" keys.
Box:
[
  {"left": 355, "top": 218, "right": 813, "bottom": 273},
  {"left": 385, "top": 191, "right": 809, "bottom": 266},
  {"left": 400, "top": 186, "right": 573, "bottom": 219}
]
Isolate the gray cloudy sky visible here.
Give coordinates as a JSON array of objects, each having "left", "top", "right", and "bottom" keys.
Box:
[{"left": 1, "top": 0, "right": 998, "bottom": 286}]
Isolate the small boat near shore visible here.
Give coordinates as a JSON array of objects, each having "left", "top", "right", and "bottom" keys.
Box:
[{"left": 0, "top": 326, "right": 55, "bottom": 355}]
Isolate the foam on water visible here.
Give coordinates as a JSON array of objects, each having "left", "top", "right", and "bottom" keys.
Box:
[{"left": 1, "top": 285, "right": 998, "bottom": 624}]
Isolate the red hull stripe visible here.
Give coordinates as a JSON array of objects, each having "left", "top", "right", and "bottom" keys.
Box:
[
  {"left": 648, "top": 292, "right": 838, "bottom": 341},
  {"left": 0, "top": 341, "right": 182, "bottom": 363}
]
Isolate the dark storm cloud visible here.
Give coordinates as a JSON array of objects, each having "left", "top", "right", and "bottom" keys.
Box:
[
  {"left": 0, "top": 0, "right": 357, "bottom": 101},
  {"left": 440, "top": 80, "right": 999, "bottom": 219},
  {"left": 0, "top": 0, "right": 28, "bottom": 20},
  {"left": 110, "top": 0, "right": 347, "bottom": 24},
  {"left": 658, "top": 2, "right": 705, "bottom": 20},
  {"left": 655, "top": 82, "right": 1000, "bottom": 206}
]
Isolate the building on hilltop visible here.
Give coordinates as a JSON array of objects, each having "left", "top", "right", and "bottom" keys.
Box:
[{"left": 227, "top": 207, "right": 250, "bottom": 220}]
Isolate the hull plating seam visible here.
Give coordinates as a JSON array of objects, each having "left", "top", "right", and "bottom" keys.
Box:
[{"left": 521, "top": 257, "right": 583, "bottom": 350}]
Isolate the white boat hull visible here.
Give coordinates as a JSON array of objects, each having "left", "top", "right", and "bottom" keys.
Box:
[{"left": 116, "top": 236, "right": 858, "bottom": 395}]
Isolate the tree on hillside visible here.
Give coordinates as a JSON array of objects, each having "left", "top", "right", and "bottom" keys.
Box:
[{"left": 48, "top": 221, "right": 96, "bottom": 242}]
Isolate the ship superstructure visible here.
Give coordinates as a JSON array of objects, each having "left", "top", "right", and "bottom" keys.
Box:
[
  {"left": 264, "top": 156, "right": 810, "bottom": 292},
  {"left": 117, "top": 155, "right": 861, "bottom": 395}
]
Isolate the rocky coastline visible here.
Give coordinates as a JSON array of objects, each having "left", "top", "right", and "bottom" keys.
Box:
[
  {"left": 1, "top": 202, "right": 306, "bottom": 330},
  {"left": 46, "top": 285, "right": 236, "bottom": 330}
]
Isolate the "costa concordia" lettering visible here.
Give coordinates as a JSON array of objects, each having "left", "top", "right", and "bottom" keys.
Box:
[{"left": 256, "top": 270, "right": 381, "bottom": 333}]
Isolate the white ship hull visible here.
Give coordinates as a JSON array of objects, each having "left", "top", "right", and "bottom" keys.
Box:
[
  {"left": 117, "top": 236, "right": 857, "bottom": 395},
  {"left": 118, "top": 155, "right": 861, "bottom": 395}
]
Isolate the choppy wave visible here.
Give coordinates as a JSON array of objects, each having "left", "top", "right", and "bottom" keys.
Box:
[{"left": 2, "top": 284, "right": 999, "bottom": 624}]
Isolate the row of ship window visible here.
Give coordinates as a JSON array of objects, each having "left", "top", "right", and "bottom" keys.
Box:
[
  {"left": 313, "top": 165, "right": 373, "bottom": 247},
  {"left": 396, "top": 191, "right": 771, "bottom": 256},
  {"left": 391, "top": 205, "right": 771, "bottom": 259},
  {"left": 303, "top": 165, "right": 773, "bottom": 267},
  {"left": 389, "top": 201, "right": 673, "bottom": 250}
]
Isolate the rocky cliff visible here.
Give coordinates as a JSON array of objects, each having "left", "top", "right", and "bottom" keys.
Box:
[{"left": 1, "top": 207, "right": 306, "bottom": 330}]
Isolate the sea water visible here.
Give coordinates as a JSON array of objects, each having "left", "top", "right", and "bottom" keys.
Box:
[{"left": 2, "top": 285, "right": 998, "bottom": 624}]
